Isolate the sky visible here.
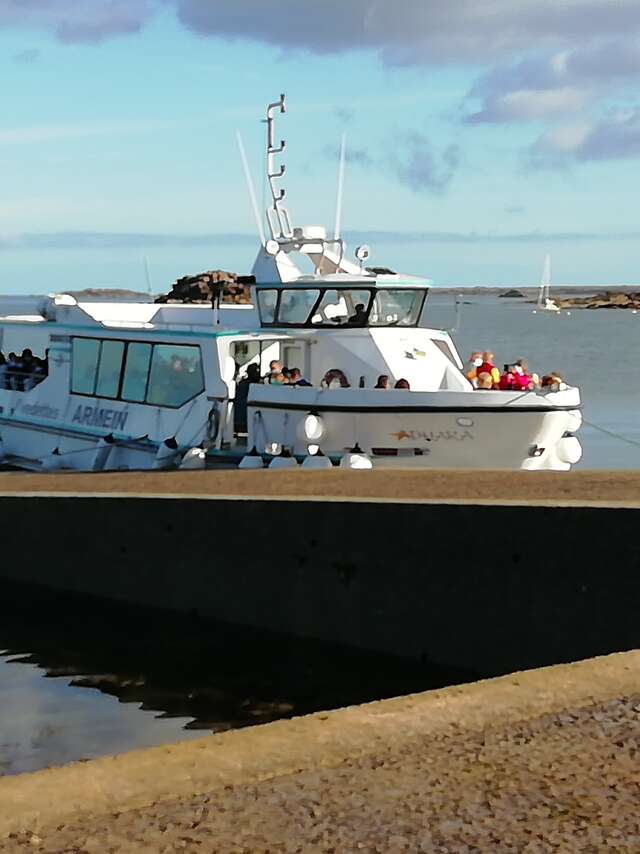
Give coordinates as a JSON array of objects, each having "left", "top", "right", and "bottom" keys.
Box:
[{"left": 2, "top": 0, "right": 640, "bottom": 290}]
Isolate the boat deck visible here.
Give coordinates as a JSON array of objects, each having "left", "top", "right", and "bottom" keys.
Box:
[{"left": 0, "top": 468, "right": 637, "bottom": 506}]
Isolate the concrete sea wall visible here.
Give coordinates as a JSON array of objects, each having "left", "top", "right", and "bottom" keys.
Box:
[{"left": 1, "top": 493, "right": 639, "bottom": 674}]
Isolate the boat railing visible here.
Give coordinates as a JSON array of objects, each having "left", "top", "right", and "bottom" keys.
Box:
[{"left": 1, "top": 369, "right": 48, "bottom": 392}]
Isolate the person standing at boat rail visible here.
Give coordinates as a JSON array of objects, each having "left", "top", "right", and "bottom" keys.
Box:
[
  {"left": 477, "top": 352, "right": 501, "bottom": 388},
  {"left": 464, "top": 352, "right": 483, "bottom": 388}
]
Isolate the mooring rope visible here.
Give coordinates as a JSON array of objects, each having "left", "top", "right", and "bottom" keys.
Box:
[{"left": 582, "top": 417, "right": 640, "bottom": 450}]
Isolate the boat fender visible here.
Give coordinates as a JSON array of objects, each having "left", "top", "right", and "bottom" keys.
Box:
[
  {"left": 339, "top": 443, "right": 373, "bottom": 470},
  {"left": 269, "top": 448, "right": 299, "bottom": 469},
  {"left": 556, "top": 435, "right": 582, "bottom": 466},
  {"left": 239, "top": 445, "right": 265, "bottom": 469},
  {"left": 91, "top": 433, "right": 116, "bottom": 472},
  {"left": 301, "top": 448, "right": 332, "bottom": 469},
  {"left": 152, "top": 436, "right": 180, "bottom": 470},
  {"left": 180, "top": 446, "right": 207, "bottom": 470}
]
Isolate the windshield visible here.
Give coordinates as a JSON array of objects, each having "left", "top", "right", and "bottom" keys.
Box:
[
  {"left": 256, "top": 286, "right": 426, "bottom": 327},
  {"left": 369, "top": 289, "right": 425, "bottom": 326}
]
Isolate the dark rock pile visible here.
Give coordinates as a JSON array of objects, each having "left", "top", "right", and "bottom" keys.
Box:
[
  {"left": 556, "top": 291, "right": 640, "bottom": 310},
  {"left": 154, "top": 271, "right": 255, "bottom": 305},
  {"left": 499, "top": 289, "right": 525, "bottom": 298}
]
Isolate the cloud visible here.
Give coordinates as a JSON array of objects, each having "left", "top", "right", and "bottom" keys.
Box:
[
  {"left": 322, "top": 143, "right": 373, "bottom": 167},
  {"left": 0, "top": 119, "right": 174, "bottom": 145},
  {"left": 0, "top": 232, "right": 256, "bottom": 251},
  {"left": 2, "top": 1, "right": 639, "bottom": 65},
  {"left": 13, "top": 48, "right": 40, "bottom": 63},
  {"left": 3, "top": 229, "right": 640, "bottom": 252},
  {"left": 334, "top": 107, "right": 355, "bottom": 124},
  {"left": 529, "top": 110, "right": 640, "bottom": 165},
  {"left": 0, "top": 0, "right": 157, "bottom": 44},
  {"left": 394, "top": 133, "right": 460, "bottom": 193},
  {"left": 465, "top": 39, "right": 640, "bottom": 125},
  {"left": 173, "top": 1, "right": 640, "bottom": 65}
]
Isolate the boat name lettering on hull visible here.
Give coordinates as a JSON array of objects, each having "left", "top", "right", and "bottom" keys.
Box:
[
  {"left": 391, "top": 429, "right": 474, "bottom": 442},
  {"left": 20, "top": 403, "right": 60, "bottom": 420},
  {"left": 72, "top": 405, "right": 128, "bottom": 431}
]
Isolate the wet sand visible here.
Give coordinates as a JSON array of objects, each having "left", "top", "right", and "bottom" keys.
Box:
[
  {"left": 0, "top": 468, "right": 638, "bottom": 505},
  {"left": 1, "top": 651, "right": 639, "bottom": 851}
]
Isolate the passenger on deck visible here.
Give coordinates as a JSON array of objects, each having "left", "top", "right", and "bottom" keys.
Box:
[
  {"left": 499, "top": 360, "right": 535, "bottom": 391},
  {"left": 348, "top": 303, "right": 368, "bottom": 326},
  {"left": 516, "top": 358, "right": 540, "bottom": 388},
  {"left": 6, "top": 352, "right": 20, "bottom": 390},
  {"left": 541, "top": 372, "right": 566, "bottom": 391},
  {"left": 289, "top": 368, "right": 311, "bottom": 386},
  {"left": 394, "top": 378, "right": 410, "bottom": 389},
  {"left": 0, "top": 354, "right": 6, "bottom": 390},
  {"left": 322, "top": 369, "right": 350, "bottom": 388},
  {"left": 266, "top": 360, "right": 283, "bottom": 384},
  {"left": 21, "top": 349, "right": 36, "bottom": 391},
  {"left": 234, "top": 363, "right": 262, "bottom": 434},
  {"left": 476, "top": 372, "right": 494, "bottom": 390},
  {"left": 477, "top": 351, "right": 501, "bottom": 388},
  {"left": 464, "top": 352, "right": 483, "bottom": 388},
  {"left": 375, "top": 374, "right": 391, "bottom": 389}
]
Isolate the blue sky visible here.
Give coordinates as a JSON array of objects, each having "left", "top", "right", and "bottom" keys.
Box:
[{"left": 2, "top": 0, "right": 640, "bottom": 290}]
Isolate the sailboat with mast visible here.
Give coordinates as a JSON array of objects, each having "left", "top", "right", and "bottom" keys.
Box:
[{"left": 535, "top": 253, "right": 560, "bottom": 312}]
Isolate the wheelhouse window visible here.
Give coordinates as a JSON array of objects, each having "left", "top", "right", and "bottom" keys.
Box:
[
  {"left": 257, "top": 289, "right": 278, "bottom": 324},
  {"left": 279, "top": 289, "right": 320, "bottom": 324},
  {"left": 71, "top": 338, "right": 203, "bottom": 408},
  {"left": 256, "top": 286, "right": 427, "bottom": 328},
  {"left": 369, "top": 289, "right": 425, "bottom": 327}
]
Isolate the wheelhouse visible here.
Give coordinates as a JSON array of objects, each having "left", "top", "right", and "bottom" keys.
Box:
[{"left": 256, "top": 283, "right": 429, "bottom": 329}]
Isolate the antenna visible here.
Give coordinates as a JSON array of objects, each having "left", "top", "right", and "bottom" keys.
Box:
[
  {"left": 236, "top": 131, "right": 266, "bottom": 246},
  {"left": 143, "top": 255, "right": 153, "bottom": 297},
  {"left": 334, "top": 132, "right": 346, "bottom": 241},
  {"left": 264, "top": 94, "right": 293, "bottom": 240}
]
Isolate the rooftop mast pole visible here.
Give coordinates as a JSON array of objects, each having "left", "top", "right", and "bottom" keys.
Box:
[
  {"left": 236, "top": 131, "right": 265, "bottom": 246},
  {"left": 333, "top": 132, "right": 346, "bottom": 241}
]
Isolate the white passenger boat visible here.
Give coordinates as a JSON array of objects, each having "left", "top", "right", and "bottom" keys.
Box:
[{"left": 0, "top": 96, "right": 582, "bottom": 472}]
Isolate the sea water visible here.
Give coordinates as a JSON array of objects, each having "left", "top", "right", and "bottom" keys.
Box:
[{"left": 427, "top": 292, "right": 640, "bottom": 470}]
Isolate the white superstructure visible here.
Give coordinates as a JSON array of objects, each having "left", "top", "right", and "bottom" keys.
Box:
[{"left": 0, "top": 96, "right": 582, "bottom": 472}]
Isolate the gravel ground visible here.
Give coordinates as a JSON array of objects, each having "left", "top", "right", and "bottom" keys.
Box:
[
  {"left": 3, "top": 694, "right": 640, "bottom": 853},
  {"left": 0, "top": 468, "right": 638, "bottom": 505}
]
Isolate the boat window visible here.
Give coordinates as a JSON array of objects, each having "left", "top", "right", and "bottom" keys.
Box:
[
  {"left": 232, "top": 341, "right": 260, "bottom": 372},
  {"left": 432, "top": 338, "right": 458, "bottom": 366},
  {"left": 95, "top": 340, "right": 125, "bottom": 399},
  {"left": 311, "top": 289, "right": 372, "bottom": 325},
  {"left": 71, "top": 338, "right": 100, "bottom": 395},
  {"left": 257, "top": 289, "right": 278, "bottom": 324},
  {"left": 71, "top": 337, "right": 203, "bottom": 408},
  {"left": 369, "top": 289, "right": 425, "bottom": 327},
  {"left": 279, "top": 289, "right": 320, "bottom": 324},
  {"left": 146, "top": 344, "right": 204, "bottom": 408},
  {"left": 121, "top": 342, "right": 152, "bottom": 402}
]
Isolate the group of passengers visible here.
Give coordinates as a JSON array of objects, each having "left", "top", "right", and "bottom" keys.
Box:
[
  {"left": 0, "top": 349, "right": 48, "bottom": 391},
  {"left": 237, "top": 361, "right": 413, "bottom": 391},
  {"left": 465, "top": 351, "right": 566, "bottom": 392},
  {"left": 237, "top": 361, "right": 313, "bottom": 388}
]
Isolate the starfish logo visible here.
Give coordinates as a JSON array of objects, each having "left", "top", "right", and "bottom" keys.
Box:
[{"left": 391, "top": 430, "right": 412, "bottom": 440}]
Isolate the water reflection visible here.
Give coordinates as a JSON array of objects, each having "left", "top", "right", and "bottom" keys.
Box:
[{"left": 0, "top": 581, "right": 477, "bottom": 775}]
